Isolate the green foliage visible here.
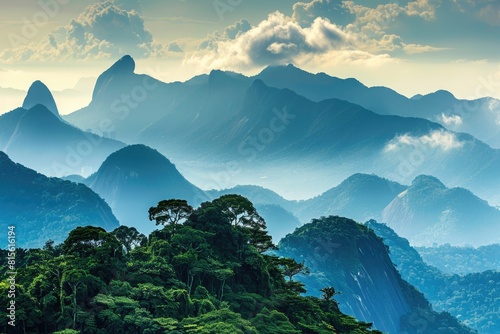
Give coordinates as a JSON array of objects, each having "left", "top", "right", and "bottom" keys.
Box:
[
  {"left": 0, "top": 197, "right": 383, "bottom": 334},
  {"left": 149, "top": 199, "right": 194, "bottom": 230}
]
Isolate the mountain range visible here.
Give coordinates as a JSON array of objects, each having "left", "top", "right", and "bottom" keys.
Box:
[
  {"left": 213, "top": 173, "right": 500, "bottom": 247},
  {"left": 63, "top": 56, "right": 500, "bottom": 206},
  {"left": 257, "top": 64, "right": 500, "bottom": 149}
]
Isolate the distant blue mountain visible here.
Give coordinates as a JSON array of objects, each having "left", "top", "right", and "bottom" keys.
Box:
[
  {"left": 64, "top": 56, "right": 500, "bottom": 206},
  {"left": 256, "top": 64, "right": 500, "bottom": 148},
  {"left": 0, "top": 81, "right": 125, "bottom": 177},
  {"left": 0, "top": 104, "right": 125, "bottom": 177},
  {"left": 382, "top": 175, "right": 500, "bottom": 246},
  {"left": 22, "top": 80, "right": 61, "bottom": 119},
  {"left": 84, "top": 144, "right": 210, "bottom": 234}
]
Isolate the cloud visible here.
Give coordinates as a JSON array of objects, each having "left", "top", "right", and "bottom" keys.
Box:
[
  {"left": 0, "top": 1, "right": 163, "bottom": 62},
  {"left": 198, "top": 19, "right": 252, "bottom": 50},
  {"left": 403, "top": 43, "right": 449, "bottom": 54},
  {"left": 476, "top": 2, "right": 500, "bottom": 26},
  {"left": 167, "top": 42, "right": 183, "bottom": 53},
  {"left": 292, "top": 0, "right": 442, "bottom": 55},
  {"left": 110, "top": 0, "right": 143, "bottom": 13},
  {"left": 293, "top": 0, "right": 355, "bottom": 27},
  {"left": 186, "top": 12, "right": 393, "bottom": 71},
  {"left": 440, "top": 113, "right": 463, "bottom": 126},
  {"left": 385, "top": 130, "right": 464, "bottom": 152}
]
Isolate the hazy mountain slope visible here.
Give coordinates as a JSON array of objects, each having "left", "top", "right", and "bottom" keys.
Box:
[
  {"left": 0, "top": 104, "right": 125, "bottom": 177},
  {"left": 415, "top": 244, "right": 500, "bottom": 274},
  {"left": 277, "top": 216, "right": 474, "bottom": 334},
  {"left": 85, "top": 144, "right": 210, "bottom": 233},
  {"left": 382, "top": 175, "right": 500, "bottom": 246},
  {"left": 256, "top": 64, "right": 500, "bottom": 148},
  {"left": 64, "top": 57, "right": 500, "bottom": 205},
  {"left": 0, "top": 151, "right": 119, "bottom": 249},
  {"left": 295, "top": 173, "right": 407, "bottom": 224},
  {"left": 367, "top": 221, "right": 500, "bottom": 334}
]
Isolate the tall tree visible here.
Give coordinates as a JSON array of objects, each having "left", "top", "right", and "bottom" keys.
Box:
[
  {"left": 212, "top": 195, "right": 275, "bottom": 253},
  {"left": 148, "top": 199, "right": 193, "bottom": 232}
]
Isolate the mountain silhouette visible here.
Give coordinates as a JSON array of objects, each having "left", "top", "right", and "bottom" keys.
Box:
[
  {"left": 65, "top": 56, "right": 500, "bottom": 205},
  {"left": 255, "top": 64, "right": 500, "bottom": 148},
  {"left": 0, "top": 104, "right": 125, "bottom": 177},
  {"left": 382, "top": 175, "right": 500, "bottom": 246},
  {"left": 84, "top": 144, "right": 210, "bottom": 233},
  {"left": 22, "top": 80, "right": 61, "bottom": 119},
  {"left": 296, "top": 173, "right": 407, "bottom": 223}
]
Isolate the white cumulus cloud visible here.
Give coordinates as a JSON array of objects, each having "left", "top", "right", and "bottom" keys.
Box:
[
  {"left": 0, "top": 1, "right": 163, "bottom": 62},
  {"left": 440, "top": 113, "right": 463, "bottom": 126},
  {"left": 186, "top": 11, "right": 392, "bottom": 72}
]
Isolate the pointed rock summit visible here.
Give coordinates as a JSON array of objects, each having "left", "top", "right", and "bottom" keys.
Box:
[
  {"left": 92, "top": 55, "right": 135, "bottom": 100},
  {"left": 22, "top": 80, "right": 60, "bottom": 118}
]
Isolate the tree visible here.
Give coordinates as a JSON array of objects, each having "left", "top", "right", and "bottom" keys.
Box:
[
  {"left": 320, "top": 287, "right": 340, "bottom": 303},
  {"left": 112, "top": 225, "right": 147, "bottom": 253},
  {"left": 62, "top": 269, "right": 90, "bottom": 329},
  {"left": 279, "top": 258, "right": 310, "bottom": 282},
  {"left": 148, "top": 199, "right": 193, "bottom": 232},
  {"left": 63, "top": 226, "right": 122, "bottom": 258},
  {"left": 212, "top": 195, "right": 275, "bottom": 253}
]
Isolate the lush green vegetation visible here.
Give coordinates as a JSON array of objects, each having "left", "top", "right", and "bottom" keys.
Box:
[
  {"left": 0, "top": 195, "right": 384, "bottom": 334},
  {"left": 415, "top": 244, "right": 500, "bottom": 274},
  {"left": 367, "top": 221, "right": 499, "bottom": 334}
]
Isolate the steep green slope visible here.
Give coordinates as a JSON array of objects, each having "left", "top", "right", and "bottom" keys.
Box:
[
  {"left": 0, "top": 151, "right": 119, "bottom": 249},
  {"left": 278, "top": 216, "right": 474, "bottom": 334}
]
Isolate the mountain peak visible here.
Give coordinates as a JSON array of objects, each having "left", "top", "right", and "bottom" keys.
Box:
[
  {"left": 411, "top": 175, "right": 446, "bottom": 189},
  {"left": 22, "top": 80, "right": 60, "bottom": 118},
  {"left": 98, "top": 144, "right": 173, "bottom": 172},
  {"left": 249, "top": 79, "right": 268, "bottom": 90},
  {"left": 92, "top": 55, "right": 136, "bottom": 100},
  {"left": 108, "top": 55, "right": 135, "bottom": 75}
]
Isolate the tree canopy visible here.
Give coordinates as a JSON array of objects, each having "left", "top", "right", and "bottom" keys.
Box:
[{"left": 0, "top": 196, "right": 386, "bottom": 334}]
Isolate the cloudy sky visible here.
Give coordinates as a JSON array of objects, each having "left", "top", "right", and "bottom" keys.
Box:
[{"left": 0, "top": 0, "right": 499, "bottom": 113}]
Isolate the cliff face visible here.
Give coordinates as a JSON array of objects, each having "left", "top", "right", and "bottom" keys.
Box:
[{"left": 277, "top": 216, "right": 474, "bottom": 334}]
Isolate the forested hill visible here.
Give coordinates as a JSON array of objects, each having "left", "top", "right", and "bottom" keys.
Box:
[
  {"left": 0, "top": 195, "right": 384, "bottom": 334},
  {"left": 277, "top": 216, "right": 476, "bottom": 334}
]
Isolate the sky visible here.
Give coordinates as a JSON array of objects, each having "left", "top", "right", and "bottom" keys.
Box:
[{"left": 0, "top": 0, "right": 499, "bottom": 114}]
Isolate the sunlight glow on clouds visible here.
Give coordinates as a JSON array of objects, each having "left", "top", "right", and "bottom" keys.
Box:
[
  {"left": 385, "top": 130, "right": 465, "bottom": 152},
  {"left": 186, "top": 11, "right": 393, "bottom": 71},
  {"left": 0, "top": 1, "right": 163, "bottom": 62}
]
